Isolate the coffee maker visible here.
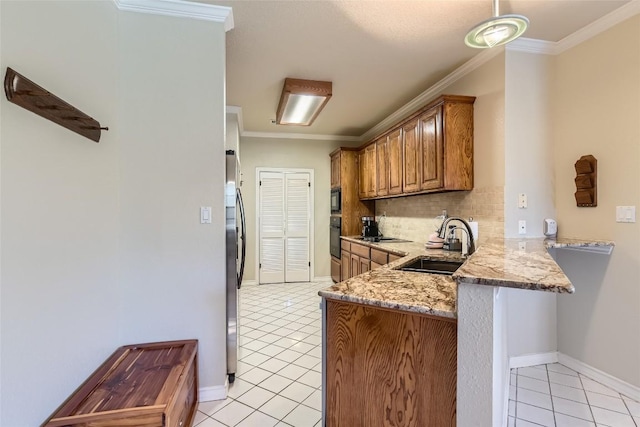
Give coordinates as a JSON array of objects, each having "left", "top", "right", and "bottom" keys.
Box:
[{"left": 361, "top": 216, "right": 380, "bottom": 241}]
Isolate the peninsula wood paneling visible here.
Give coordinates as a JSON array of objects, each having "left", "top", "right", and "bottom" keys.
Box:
[{"left": 325, "top": 300, "right": 457, "bottom": 427}]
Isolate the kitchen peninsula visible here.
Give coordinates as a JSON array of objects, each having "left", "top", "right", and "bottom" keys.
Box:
[{"left": 319, "top": 236, "right": 613, "bottom": 427}]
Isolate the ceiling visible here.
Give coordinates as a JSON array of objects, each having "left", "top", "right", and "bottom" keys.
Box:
[{"left": 204, "top": 0, "right": 630, "bottom": 138}]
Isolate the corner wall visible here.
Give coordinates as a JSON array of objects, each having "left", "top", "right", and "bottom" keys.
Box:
[
  {"left": 0, "top": 2, "right": 120, "bottom": 425},
  {"left": 504, "top": 50, "right": 558, "bottom": 358},
  {"left": 553, "top": 15, "right": 640, "bottom": 387},
  {"left": 240, "top": 137, "right": 358, "bottom": 281},
  {"left": 117, "top": 11, "right": 228, "bottom": 390}
]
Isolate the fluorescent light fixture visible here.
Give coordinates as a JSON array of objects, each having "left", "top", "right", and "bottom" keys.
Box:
[
  {"left": 276, "top": 78, "right": 332, "bottom": 126},
  {"left": 465, "top": 0, "right": 528, "bottom": 49}
]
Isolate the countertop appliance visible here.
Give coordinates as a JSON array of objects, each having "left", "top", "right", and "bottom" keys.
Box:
[
  {"left": 330, "top": 216, "right": 341, "bottom": 258},
  {"left": 362, "top": 216, "right": 379, "bottom": 239},
  {"left": 226, "top": 149, "right": 246, "bottom": 384},
  {"left": 331, "top": 188, "right": 341, "bottom": 214}
]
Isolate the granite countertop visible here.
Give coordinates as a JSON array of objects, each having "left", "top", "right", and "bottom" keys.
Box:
[{"left": 320, "top": 236, "right": 614, "bottom": 318}]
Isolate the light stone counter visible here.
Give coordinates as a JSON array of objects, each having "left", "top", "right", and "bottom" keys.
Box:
[{"left": 319, "top": 236, "right": 613, "bottom": 318}]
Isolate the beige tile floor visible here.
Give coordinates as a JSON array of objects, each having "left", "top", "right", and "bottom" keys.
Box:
[{"left": 193, "top": 279, "right": 640, "bottom": 427}]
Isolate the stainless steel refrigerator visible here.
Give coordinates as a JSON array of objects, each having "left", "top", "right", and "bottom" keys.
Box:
[{"left": 225, "top": 149, "right": 246, "bottom": 384}]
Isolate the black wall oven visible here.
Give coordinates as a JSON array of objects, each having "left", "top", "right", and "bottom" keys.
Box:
[
  {"left": 330, "top": 216, "right": 341, "bottom": 258},
  {"left": 330, "top": 188, "right": 341, "bottom": 214}
]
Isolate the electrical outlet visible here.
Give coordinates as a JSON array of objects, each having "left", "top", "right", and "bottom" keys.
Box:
[
  {"left": 518, "top": 220, "right": 526, "bottom": 235},
  {"left": 518, "top": 241, "right": 527, "bottom": 251}
]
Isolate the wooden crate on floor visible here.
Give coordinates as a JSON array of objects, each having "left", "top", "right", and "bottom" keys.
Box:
[{"left": 42, "top": 339, "right": 198, "bottom": 427}]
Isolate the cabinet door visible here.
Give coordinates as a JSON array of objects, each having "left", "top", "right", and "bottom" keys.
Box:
[
  {"left": 330, "top": 151, "right": 341, "bottom": 189},
  {"left": 419, "top": 106, "right": 444, "bottom": 190},
  {"left": 341, "top": 250, "right": 351, "bottom": 279},
  {"left": 376, "top": 137, "right": 389, "bottom": 197},
  {"left": 365, "top": 144, "right": 377, "bottom": 198},
  {"left": 357, "top": 148, "right": 367, "bottom": 199},
  {"left": 350, "top": 253, "right": 360, "bottom": 277},
  {"left": 360, "top": 258, "right": 370, "bottom": 274},
  {"left": 331, "top": 257, "right": 341, "bottom": 283},
  {"left": 388, "top": 128, "right": 403, "bottom": 195},
  {"left": 402, "top": 118, "right": 421, "bottom": 193}
]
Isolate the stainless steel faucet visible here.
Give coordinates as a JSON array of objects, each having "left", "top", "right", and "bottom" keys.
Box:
[{"left": 437, "top": 217, "right": 476, "bottom": 256}]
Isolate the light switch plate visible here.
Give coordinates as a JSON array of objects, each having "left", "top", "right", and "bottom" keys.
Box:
[
  {"left": 616, "top": 206, "right": 636, "bottom": 223},
  {"left": 201, "top": 206, "right": 212, "bottom": 224}
]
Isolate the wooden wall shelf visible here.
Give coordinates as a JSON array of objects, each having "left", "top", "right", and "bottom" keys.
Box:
[{"left": 4, "top": 67, "right": 107, "bottom": 143}]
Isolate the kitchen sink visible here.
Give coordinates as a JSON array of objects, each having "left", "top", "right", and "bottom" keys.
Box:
[
  {"left": 355, "top": 236, "right": 411, "bottom": 243},
  {"left": 395, "top": 258, "right": 464, "bottom": 275}
]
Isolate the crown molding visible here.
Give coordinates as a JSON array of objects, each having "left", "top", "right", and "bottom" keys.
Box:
[
  {"left": 242, "top": 131, "right": 361, "bottom": 142},
  {"left": 113, "top": 0, "right": 234, "bottom": 31},
  {"left": 360, "top": 46, "right": 504, "bottom": 142},
  {"left": 506, "top": 38, "right": 556, "bottom": 55},
  {"left": 226, "top": 105, "right": 244, "bottom": 133},
  {"left": 555, "top": 0, "right": 640, "bottom": 54}
]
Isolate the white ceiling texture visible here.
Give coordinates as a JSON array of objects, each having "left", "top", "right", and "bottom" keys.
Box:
[{"left": 204, "top": 0, "right": 631, "bottom": 139}]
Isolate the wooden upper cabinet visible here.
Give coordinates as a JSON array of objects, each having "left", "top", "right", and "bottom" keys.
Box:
[
  {"left": 419, "top": 106, "right": 444, "bottom": 191},
  {"left": 358, "top": 144, "right": 377, "bottom": 199},
  {"left": 402, "top": 118, "right": 421, "bottom": 193},
  {"left": 330, "top": 150, "right": 341, "bottom": 189},
  {"left": 375, "top": 136, "right": 389, "bottom": 197},
  {"left": 442, "top": 99, "right": 474, "bottom": 190},
  {"left": 388, "top": 128, "right": 403, "bottom": 195}
]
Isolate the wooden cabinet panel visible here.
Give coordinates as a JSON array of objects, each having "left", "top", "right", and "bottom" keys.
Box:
[
  {"left": 359, "top": 258, "right": 370, "bottom": 274},
  {"left": 341, "top": 240, "right": 351, "bottom": 252},
  {"left": 365, "top": 144, "right": 377, "bottom": 198},
  {"left": 388, "top": 128, "right": 403, "bottom": 195},
  {"left": 375, "top": 136, "right": 389, "bottom": 197},
  {"left": 443, "top": 101, "right": 474, "bottom": 190},
  {"left": 341, "top": 250, "right": 351, "bottom": 280},
  {"left": 419, "top": 106, "right": 444, "bottom": 191},
  {"left": 350, "top": 253, "right": 360, "bottom": 278},
  {"left": 370, "top": 261, "right": 383, "bottom": 270},
  {"left": 370, "top": 248, "right": 388, "bottom": 265},
  {"left": 402, "top": 118, "right": 421, "bottom": 193},
  {"left": 325, "top": 300, "right": 457, "bottom": 427},
  {"left": 389, "top": 254, "right": 402, "bottom": 263},
  {"left": 330, "top": 151, "right": 341, "bottom": 189},
  {"left": 350, "top": 242, "right": 370, "bottom": 259},
  {"left": 331, "top": 256, "right": 341, "bottom": 283},
  {"left": 357, "top": 149, "right": 367, "bottom": 200}
]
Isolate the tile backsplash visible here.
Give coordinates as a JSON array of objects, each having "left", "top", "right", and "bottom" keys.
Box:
[{"left": 375, "top": 186, "right": 504, "bottom": 244}]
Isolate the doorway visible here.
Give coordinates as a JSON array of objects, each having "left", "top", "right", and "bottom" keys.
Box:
[{"left": 256, "top": 168, "right": 314, "bottom": 284}]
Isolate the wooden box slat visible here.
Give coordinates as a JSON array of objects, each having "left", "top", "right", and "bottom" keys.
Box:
[{"left": 42, "top": 340, "right": 198, "bottom": 427}]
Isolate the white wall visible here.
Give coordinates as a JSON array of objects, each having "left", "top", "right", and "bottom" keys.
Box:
[
  {"left": 240, "top": 137, "right": 358, "bottom": 281},
  {"left": 117, "top": 11, "right": 228, "bottom": 390},
  {"left": 0, "top": 2, "right": 120, "bottom": 425},
  {"left": 1, "top": 2, "right": 230, "bottom": 425},
  {"left": 504, "top": 50, "right": 558, "bottom": 358},
  {"left": 553, "top": 15, "right": 640, "bottom": 387}
]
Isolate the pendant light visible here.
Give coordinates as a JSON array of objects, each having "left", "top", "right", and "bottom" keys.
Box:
[{"left": 465, "top": 0, "right": 529, "bottom": 48}]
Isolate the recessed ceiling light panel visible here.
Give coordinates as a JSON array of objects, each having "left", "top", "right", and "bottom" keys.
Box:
[{"left": 276, "top": 78, "right": 332, "bottom": 126}]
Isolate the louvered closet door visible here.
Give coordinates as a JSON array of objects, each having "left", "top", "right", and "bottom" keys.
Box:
[
  {"left": 259, "top": 172, "right": 285, "bottom": 283},
  {"left": 285, "top": 173, "right": 310, "bottom": 282}
]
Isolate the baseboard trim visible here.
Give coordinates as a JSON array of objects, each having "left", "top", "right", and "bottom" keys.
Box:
[
  {"left": 558, "top": 353, "right": 640, "bottom": 401},
  {"left": 509, "top": 352, "right": 559, "bottom": 369},
  {"left": 199, "top": 379, "right": 228, "bottom": 402},
  {"left": 241, "top": 279, "right": 258, "bottom": 287}
]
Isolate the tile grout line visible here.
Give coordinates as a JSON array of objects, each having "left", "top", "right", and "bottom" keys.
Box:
[{"left": 545, "top": 364, "right": 558, "bottom": 427}]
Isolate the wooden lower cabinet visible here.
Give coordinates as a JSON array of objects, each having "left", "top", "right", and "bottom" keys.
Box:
[
  {"left": 359, "top": 258, "right": 370, "bottom": 274},
  {"left": 341, "top": 250, "right": 350, "bottom": 280},
  {"left": 331, "top": 256, "right": 341, "bottom": 283},
  {"left": 341, "top": 239, "right": 403, "bottom": 280},
  {"left": 42, "top": 340, "right": 198, "bottom": 427},
  {"left": 325, "top": 300, "right": 457, "bottom": 427},
  {"left": 371, "top": 261, "right": 383, "bottom": 270}
]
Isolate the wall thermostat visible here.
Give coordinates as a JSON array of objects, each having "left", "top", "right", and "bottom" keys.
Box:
[{"left": 543, "top": 219, "right": 557, "bottom": 237}]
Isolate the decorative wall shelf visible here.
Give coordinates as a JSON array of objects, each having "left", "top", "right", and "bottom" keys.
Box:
[
  {"left": 4, "top": 67, "right": 108, "bottom": 143},
  {"left": 574, "top": 155, "right": 597, "bottom": 207}
]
